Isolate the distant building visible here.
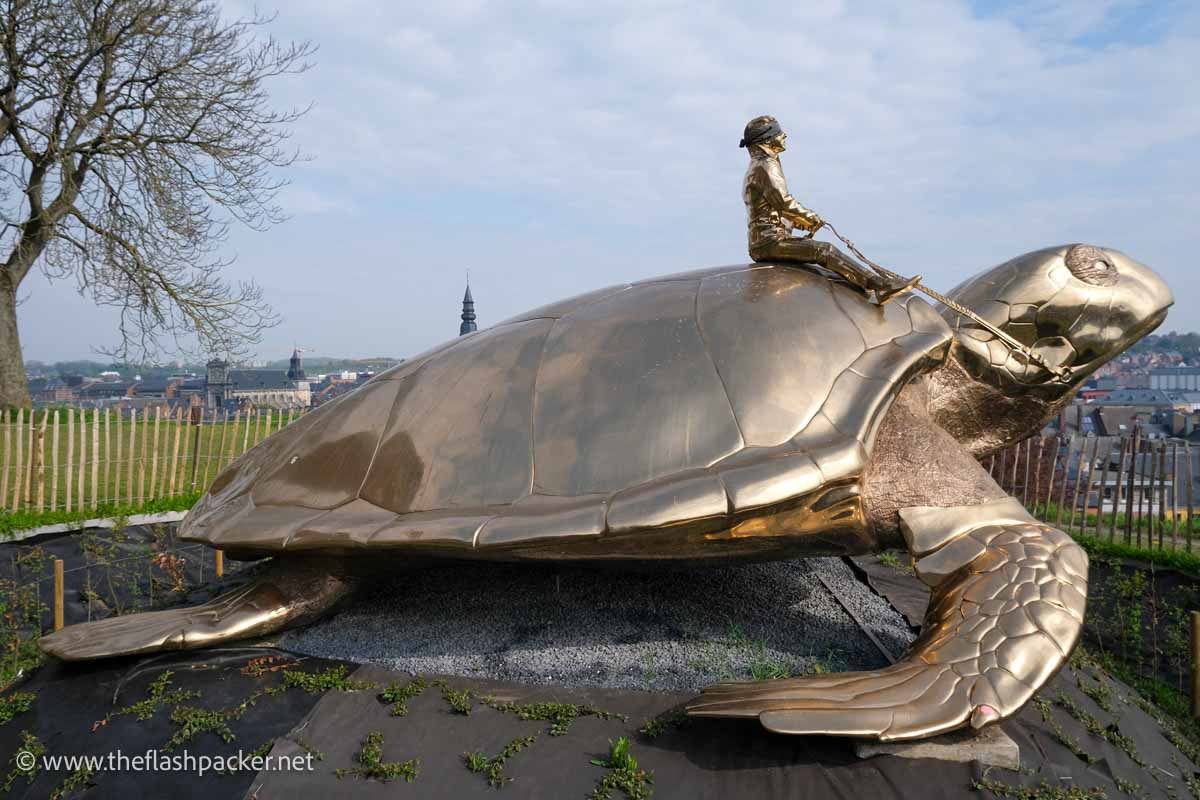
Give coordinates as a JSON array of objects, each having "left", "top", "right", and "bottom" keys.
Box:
[
  {"left": 1150, "top": 367, "right": 1200, "bottom": 391},
  {"left": 132, "top": 378, "right": 171, "bottom": 398},
  {"left": 1093, "top": 407, "right": 1154, "bottom": 437},
  {"left": 204, "top": 349, "right": 311, "bottom": 409},
  {"left": 1170, "top": 410, "right": 1200, "bottom": 439},
  {"left": 79, "top": 380, "right": 133, "bottom": 401},
  {"left": 1090, "top": 388, "right": 1177, "bottom": 407},
  {"left": 205, "top": 359, "right": 232, "bottom": 408},
  {"left": 28, "top": 377, "right": 75, "bottom": 403},
  {"left": 460, "top": 281, "right": 477, "bottom": 336},
  {"left": 1170, "top": 392, "right": 1200, "bottom": 413},
  {"left": 311, "top": 369, "right": 380, "bottom": 406},
  {"left": 1071, "top": 387, "right": 1179, "bottom": 439},
  {"left": 287, "top": 348, "right": 307, "bottom": 382}
]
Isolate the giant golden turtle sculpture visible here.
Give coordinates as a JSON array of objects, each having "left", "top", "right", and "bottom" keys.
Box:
[{"left": 41, "top": 244, "right": 1172, "bottom": 742}]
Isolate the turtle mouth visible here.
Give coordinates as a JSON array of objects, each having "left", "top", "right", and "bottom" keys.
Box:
[
  {"left": 1050, "top": 305, "right": 1170, "bottom": 383},
  {"left": 953, "top": 302, "right": 1170, "bottom": 394}
]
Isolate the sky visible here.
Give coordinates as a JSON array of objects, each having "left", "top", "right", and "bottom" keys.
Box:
[{"left": 16, "top": 0, "right": 1200, "bottom": 364}]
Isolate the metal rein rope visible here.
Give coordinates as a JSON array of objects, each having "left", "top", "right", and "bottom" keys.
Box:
[{"left": 816, "top": 222, "right": 1072, "bottom": 382}]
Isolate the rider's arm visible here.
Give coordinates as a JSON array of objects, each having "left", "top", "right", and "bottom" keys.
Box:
[{"left": 760, "top": 159, "right": 823, "bottom": 231}]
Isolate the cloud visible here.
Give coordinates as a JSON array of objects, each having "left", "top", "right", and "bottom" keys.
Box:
[
  {"left": 18, "top": 0, "right": 1200, "bottom": 361},
  {"left": 277, "top": 184, "right": 357, "bottom": 217},
  {"left": 266, "top": 1, "right": 1199, "bottom": 207}
]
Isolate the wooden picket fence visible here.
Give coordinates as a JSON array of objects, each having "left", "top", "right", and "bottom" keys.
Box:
[
  {"left": 988, "top": 431, "right": 1196, "bottom": 551},
  {"left": 4, "top": 405, "right": 1195, "bottom": 555},
  {"left": 0, "top": 406, "right": 307, "bottom": 515}
]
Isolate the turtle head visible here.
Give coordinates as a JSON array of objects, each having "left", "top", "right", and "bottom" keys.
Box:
[{"left": 927, "top": 244, "right": 1172, "bottom": 456}]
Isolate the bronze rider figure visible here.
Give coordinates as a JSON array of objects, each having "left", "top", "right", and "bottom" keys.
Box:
[{"left": 741, "top": 115, "right": 919, "bottom": 304}]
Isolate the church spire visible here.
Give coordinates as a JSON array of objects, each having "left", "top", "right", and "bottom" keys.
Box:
[
  {"left": 287, "top": 345, "right": 306, "bottom": 381},
  {"left": 459, "top": 276, "right": 477, "bottom": 336}
]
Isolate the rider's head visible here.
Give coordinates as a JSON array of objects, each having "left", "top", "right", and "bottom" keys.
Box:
[{"left": 740, "top": 115, "right": 787, "bottom": 154}]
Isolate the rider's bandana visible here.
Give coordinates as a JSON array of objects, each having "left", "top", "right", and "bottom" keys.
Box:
[{"left": 739, "top": 119, "right": 782, "bottom": 148}]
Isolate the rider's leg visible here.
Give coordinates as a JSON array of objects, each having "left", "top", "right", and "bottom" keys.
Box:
[{"left": 751, "top": 238, "right": 887, "bottom": 294}]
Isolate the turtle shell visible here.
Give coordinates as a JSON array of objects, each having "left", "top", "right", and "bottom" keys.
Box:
[{"left": 180, "top": 264, "right": 952, "bottom": 557}]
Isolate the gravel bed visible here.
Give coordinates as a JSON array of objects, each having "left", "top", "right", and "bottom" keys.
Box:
[{"left": 282, "top": 557, "right": 917, "bottom": 693}]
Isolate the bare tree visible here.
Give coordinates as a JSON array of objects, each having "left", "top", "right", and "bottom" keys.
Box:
[{"left": 0, "top": 0, "right": 313, "bottom": 407}]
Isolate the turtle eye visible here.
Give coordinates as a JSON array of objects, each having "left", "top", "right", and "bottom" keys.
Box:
[{"left": 1065, "top": 244, "right": 1118, "bottom": 287}]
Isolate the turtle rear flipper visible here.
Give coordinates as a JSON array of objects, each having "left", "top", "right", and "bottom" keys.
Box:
[
  {"left": 39, "top": 559, "right": 359, "bottom": 661},
  {"left": 686, "top": 498, "right": 1087, "bottom": 741}
]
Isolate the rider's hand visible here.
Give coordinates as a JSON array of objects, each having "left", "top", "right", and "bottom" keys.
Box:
[{"left": 805, "top": 213, "right": 824, "bottom": 231}]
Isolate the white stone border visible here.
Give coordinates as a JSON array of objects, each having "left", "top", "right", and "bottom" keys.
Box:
[{"left": 4, "top": 510, "right": 189, "bottom": 542}]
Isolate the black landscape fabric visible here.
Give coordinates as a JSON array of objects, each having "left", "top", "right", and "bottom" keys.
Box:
[
  {"left": 0, "top": 524, "right": 251, "bottom": 631},
  {"left": 258, "top": 664, "right": 985, "bottom": 800},
  {"left": 3, "top": 542, "right": 1200, "bottom": 798},
  {"left": 0, "top": 648, "right": 338, "bottom": 799},
  {"left": 7, "top": 646, "right": 1198, "bottom": 799},
  {"left": 251, "top": 660, "right": 1200, "bottom": 799},
  {"left": 850, "top": 553, "right": 930, "bottom": 628}
]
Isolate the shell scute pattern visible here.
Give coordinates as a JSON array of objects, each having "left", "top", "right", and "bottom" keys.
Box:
[{"left": 180, "top": 265, "right": 953, "bottom": 554}]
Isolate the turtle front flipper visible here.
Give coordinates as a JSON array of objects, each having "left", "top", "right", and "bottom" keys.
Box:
[
  {"left": 39, "top": 558, "right": 360, "bottom": 661},
  {"left": 686, "top": 498, "right": 1087, "bottom": 741}
]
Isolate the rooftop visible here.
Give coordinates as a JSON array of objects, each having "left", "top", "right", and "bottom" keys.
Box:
[
  {"left": 1089, "top": 389, "right": 1176, "bottom": 406},
  {"left": 229, "top": 369, "right": 303, "bottom": 391}
]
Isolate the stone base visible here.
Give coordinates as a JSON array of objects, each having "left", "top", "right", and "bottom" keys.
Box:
[{"left": 853, "top": 725, "right": 1020, "bottom": 770}]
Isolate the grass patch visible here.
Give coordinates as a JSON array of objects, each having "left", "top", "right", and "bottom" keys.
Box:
[
  {"left": 167, "top": 706, "right": 235, "bottom": 750},
  {"left": 1024, "top": 499, "right": 1200, "bottom": 577},
  {"left": 480, "top": 697, "right": 627, "bottom": 736},
  {"left": 439, "top": 683, "right": 473, "bottom": 715},
  {"left": 971, "top": 774, "right": 1106, "bottom": 799},
  {"left": 107, "top": 670, "right": 199, "bottom": 724},
  {"left": 281, "top": 665, "right": 376, "bottom": 694},
  {"left": 215, "top": 739, "right": 276, "bottom": 775},
  {"left": 1054, "top": 690, "right": 1143, "bottom": 766},
  {"left": 638, "top": 708, "right": 690, "bottom": 740},
  {"left": 1080, "top": 646, "right": 1200, "bottom": 764},
  {"left": 0, "top": 550, "right": 49, "bottom": 690},
  {"left": 379, "top": 676, "right": 428, "bottom": 717},
  {"left": 292, "top": 735, "right": 325, "bottom": 763},
  {"left": 335, "top": 731, "right": 419, "bottom": 783},
  {"left": 164, "top": 685, "right": 283, "bottom": 750},
  {"left": 1077, "top": 674, "right": 1116, "bottom": 714},
  {"left": 1114, "top": 776, "right": 1143, "bottom": 797},
  {"left": 0, "top": 691, "right": 35, "bottom": 726},
  {"left": 1071, "top": 531, "right": 1200, "bottom": 578},
  {"left": 876, "top": 551, "right": 914, "bottom": 574},
  {"left": 589, "top": 736, "right": 654, "bottom": 800},
  {"left": 726, "top": 623, "right": 798, "bottom": 681},
  {"left": 464, "top": 734, "right": 537, "bottom": 788},
  {"left": 1030, "top": 697, "right": 1096, "bottom": 765},
  {"left": 4, "top": 730, "right": 43, "bottom": 791},
  {"left": 52, "top": 762, "right": 96, "bottom": 797},
  {"left": 0, "top": 493, "right": 202, "bottom": 538},
  {"left": 422, "top": 678, "right": 626, "bottom": 735}
]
